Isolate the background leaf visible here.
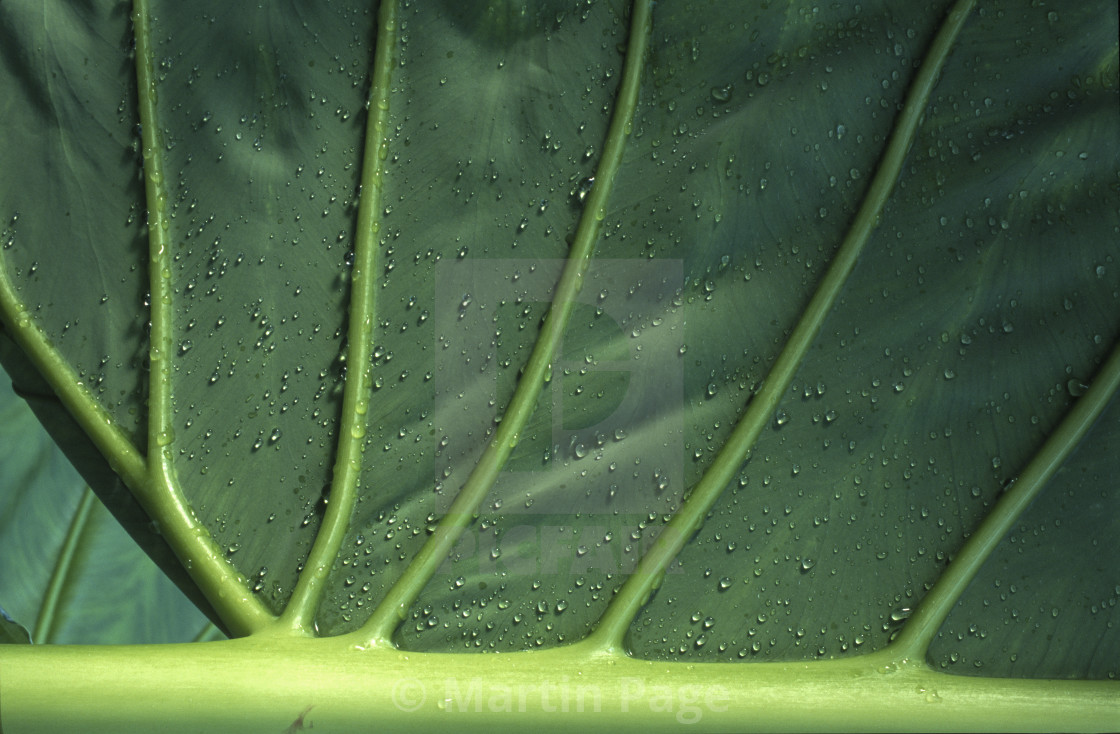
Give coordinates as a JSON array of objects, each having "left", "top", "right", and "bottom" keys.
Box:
[
  {"left": 0, "top": 607, "right": 31, "bottom": 645},
  {"left": 0, "top": 0, "right": 1116, "bottom": 686},
  {"left": 0, "top": 369, "right": 220, "bottom": 644}
]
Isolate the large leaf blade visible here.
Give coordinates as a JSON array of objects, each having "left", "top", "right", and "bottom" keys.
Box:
[{"left": 0, "top": 0, "right": 1115, "bottom": 712}]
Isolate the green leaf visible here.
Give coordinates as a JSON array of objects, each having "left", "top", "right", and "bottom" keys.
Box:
[
  {"left": 0, "top": 607, "right": 31, "bottom": 645},
  {"left": 0, "top": 0, "right": 1117, "bottom": 730}
]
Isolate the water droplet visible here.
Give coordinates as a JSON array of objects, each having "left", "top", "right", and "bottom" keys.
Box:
[
  {"left": 575, "top": 176, "right": 595, "bottom": 204},
  {"left": 889, "top": 607, "right": 912, "bottom": 623},
  {"left": 710, "top": 85, "right": 732, "bottom": 103}
]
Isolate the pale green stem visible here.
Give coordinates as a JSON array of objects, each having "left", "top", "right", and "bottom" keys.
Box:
[
  {"left": 889, "top": 339, "right": 1120, "bottom": 659},
  {"left": 32, "top": 487, "right": 96, "bottom": 644},
  {"left": 2, "top": 639, "right": 1117, "bottom": 733},
  {"left": 585, "top": 0, "right": 979, "bottom": 651},
  {"left": 271, "top": 0, "right": 397, "bottom": 637},
  {"left": 132, "top": 0, "right": 274, "bottom": 636},
  {"left": 355, "top": 0, "right": 655, "bottom": 646}
]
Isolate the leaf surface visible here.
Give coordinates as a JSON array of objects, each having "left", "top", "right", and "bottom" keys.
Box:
[{"left": 0, "top": 0, "right": 1117, "bottom": 693}]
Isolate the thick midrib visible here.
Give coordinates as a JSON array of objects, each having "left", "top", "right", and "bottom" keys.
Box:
[{"left": 355, "top": 0, "right": 655, "bottom": 646}]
